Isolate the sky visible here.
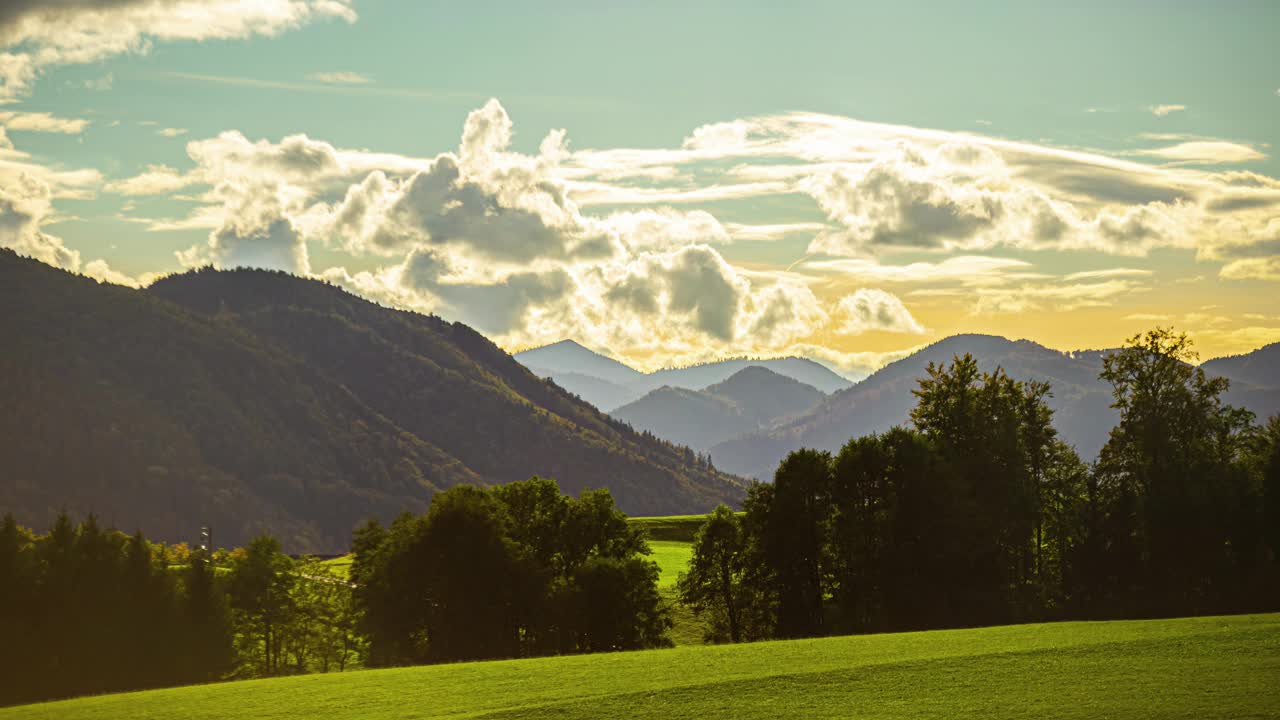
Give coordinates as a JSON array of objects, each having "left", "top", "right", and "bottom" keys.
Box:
[{"left": 2, "top": 0, "right": 1278, "bottom": 376}]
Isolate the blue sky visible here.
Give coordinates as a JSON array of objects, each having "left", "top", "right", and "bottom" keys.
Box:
[{"left": 2, "top": 0, "right": 1278, "bottom": 373}]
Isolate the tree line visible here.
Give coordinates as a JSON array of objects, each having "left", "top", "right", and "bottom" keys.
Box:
[
  {"left": 678, "top": 329, "right": 1280, "bottom": 642},
  {"left": 0, "top": 517, "right": 368, "bottom": 706},
  {"left": 0, "top": 479, "right": 669, "bottom": 706}
]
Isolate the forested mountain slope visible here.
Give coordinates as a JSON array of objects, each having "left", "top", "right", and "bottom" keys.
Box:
[{"left": 0, "top": 252, "right": 743, "bottom": 550}]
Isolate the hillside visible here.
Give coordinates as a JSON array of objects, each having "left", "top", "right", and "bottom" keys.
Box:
[
  {"left": 704, "top": 365, "right": 826, "bottom": 423},
  {"left": 5, "top": 614, "right": 1275, "bottom": 719},
  {"left": 1205, "top": 342, "right": 1280, "bottom": 389},
  {"left": 515, "top": 341, "right": 852, "bottom": 410},
  {"left": 0, "top": 252, "right": 744, "bottom": 551},
  {"left": 528, "top": 368, "right": 640, "bottom": 411},
  {"left": 711, "top": 334, "right": 1280, "bottom": 480},
  {"left": 613, "top": 367, "right": 826, "bottom": 451}
]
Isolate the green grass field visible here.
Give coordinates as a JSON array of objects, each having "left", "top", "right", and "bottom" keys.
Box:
[
  {"left": 627, "top": 514, "right": 710, "bottom": 543},
  {"left": 5, "top": 613, "right": 1276, "bottom": 719}
]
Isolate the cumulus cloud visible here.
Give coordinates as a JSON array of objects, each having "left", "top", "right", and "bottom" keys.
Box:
[
  {"left": 158, "top": 127, "right": 188, "bottom": 138},
  {"left": 834, "top": 289, "right": 926, "bottom": 335},
  {"left": 0, "top": 171, "right": 135, "bottom": 285},
  {"left": 177, "top": 179, "right": 308, "bottom": 274},
  {"left": 90, "top": 97, "right": 1280, "bottom": 372},
  {"left": 0, "top": 0, "right": 356, "bottom": 100}
]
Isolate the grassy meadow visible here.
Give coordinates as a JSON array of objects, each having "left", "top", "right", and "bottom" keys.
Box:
[{"left": 6, "top": 613, "right": 1277, "bottom": 719}]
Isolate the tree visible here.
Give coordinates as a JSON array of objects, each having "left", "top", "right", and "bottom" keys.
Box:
[
  {"left": 227, "top": 535, "right": 296, "bottom": 675},
  {"left": 678, "top": 505, "right": 748, "bottom": 642},
  {"left": 567, "top": 556, "right": 671, "bottom": 652},
  {"left": 181, "top": 547, "right": 235, "bottom": 681},
  {"left": 1097, "top": 328, "right": 1258, "bottom": 615},
  {"left": 758, "top": 449, "right": 831, "bottom": 639},
  {"left": 418, "top": 486, "right": 519, "bottom": 662}
]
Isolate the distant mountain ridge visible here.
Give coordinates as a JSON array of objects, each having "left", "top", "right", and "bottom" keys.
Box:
[
  {"left": 514, "top": 340, "right": 853, "bottom": 410},
  {"left": 0, "top": 251, "right": 744, "bottom": 551},
  {"left": 612, "top": 366, "right": 827, "bottom": 452},
  {"left": 710, "top": 334, "right": 1280, "bottom": 480}
]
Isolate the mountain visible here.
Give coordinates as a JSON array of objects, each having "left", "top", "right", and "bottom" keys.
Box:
[
  {"left": 515, "top": 340, "right": 644, "bottom": 387},
  {"left": 515, "top": 341, "right": 853, "bottom": 410},
  {"left": 711, "top": 335, "right": 1116, "bottom": 481},
  {"left": 640, "top": 357, "right": 853, "bottom": 395},
  {"left": 613, "top": 366, "right": 826, "bottom": 451},
  {"left": 1205, "top": 342, "right": 1280, "bottom": 389},
  {"left": 525, "top": 368, "right": 641, "bottom": 412},
  {"left": 0, "top": 251, "right": 744, "bottom": 551},
  {"left": 703, "top": 366, "right": 827, "bottom": 424},
  {"left": 710, "top": 335, "right": 1280, "bottom": 481},
  {"left": 1205, "top": 343, "right": 1280, "bottom": 420}
]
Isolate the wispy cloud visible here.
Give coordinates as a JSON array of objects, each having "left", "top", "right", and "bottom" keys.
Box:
[
  {"left": 1150, "top": 104, "right": 1187, "bottom": 117},
  {"left": 1064, "top": 268, "right": 1153, "bottom": 281},
  {"left": 163, "top": 71, "right": 479, "bottom": 102},
  {"left": 1139, "top": 140, "right": 1264, "bottom": 164},
  {"left": 158, "top": 127, "right": 188, "bottom": 138},
  {"left": 307, "top": 71, "right": 371, "bottom": 85}
]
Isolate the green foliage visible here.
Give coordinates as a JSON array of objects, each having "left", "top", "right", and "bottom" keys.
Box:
[
  {"left": 1093, "top": 328, "right": 1266, "bottom": 615},
  {"left": 693, "top": 339, "right": 1275, "bottom": 644},
  {"left": 5, "top": 614, "right": 1277, "bottom": 719},
  {"left": 227, "top": 536, "right": 297, "bottom": 676},
  {"left": 677, "top": 505, "right": 765, "bottom": 643},
  {"left": 352, "top": 479, "right": 671, "bottom": 665},
  {"left": 0, "top": 250, "right": 743, "bottom": 552},
  {"left": 0, "top": 514, "right": 235, "bottom": 707}
]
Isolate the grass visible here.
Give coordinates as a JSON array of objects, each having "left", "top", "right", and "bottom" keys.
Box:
[
  {"left": 6, "top": 614, "right": 1277, "bottom": 719},
  {"left": 319, "top": 555, "right": 353, "bottom": 579},
  {"left": 628, "top": 514, "right": 711, "bottom": 543},
  {"left": 649, "top": 540, "right": 692, "bottom": 589}
]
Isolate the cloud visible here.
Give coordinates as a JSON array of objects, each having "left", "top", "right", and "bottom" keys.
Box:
[
  {"left": 0, "top": 111, "right": 89, "bottom": 134},
  {"left": 917, "top": 279, "right": 1148, "bottom": 315},
  {"left": 158, "top": 127, "right": 188, "bottom": 138},
  {"left": 307, "top": 71, "right": 371, "bottom": 84},
  {"left": 598, "top": 208, "right": 728, "bottom": 250},
  {"left": 84, "top": 73, "right": 113, "bottom": 91},
  {"left": 0, "top": 170, "right": 135, "bottom": 285},
  {"left": 833, "top": 289, "right": 926, "bottom": 335},
  {"left": 176, "top": 179, "right": 309, "bottom": 274},
  {"left": 104, "top": 164, "right": 189, "bottom": 195},
  {"left": 1150, "top": 104, "right": 1187, "bottom": 117},
  {"left": 1220, "top": 257, "right": 1280, "bottom": 282},
  {"left": 92, "top": 98, "right": 1280, "bottom": 374},
  {"left": 802, "top": 255, "right": 1038, "bottom": 285},
  {"left": 1062, "top": 268, "right": 1152, "bottom": 281},
  {"left": 1140, "top": 141, "right": 1265, "bottom": 164},
  {"left": 0, "top": 0, "right": 356, "bottom": 100}
]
